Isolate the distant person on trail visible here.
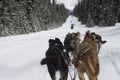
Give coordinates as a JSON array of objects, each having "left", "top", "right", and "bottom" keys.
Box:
[{"left": 70, "top": 21, "right": 74, "bottom": 29}]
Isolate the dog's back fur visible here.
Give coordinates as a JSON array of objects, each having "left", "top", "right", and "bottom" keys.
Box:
[{"left": 41, "top": 38, "right": 68, "bottom": 80}]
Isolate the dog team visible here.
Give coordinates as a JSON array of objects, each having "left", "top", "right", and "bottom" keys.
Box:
[{"left": 41, "top": 30, "right": 107, "bottom": 80}]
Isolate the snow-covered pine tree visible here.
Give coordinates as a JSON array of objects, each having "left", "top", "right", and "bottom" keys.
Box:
[
  {"left": 73, "top": 0, "right": 119, "bottom": 27},
  {"left": 0, "top": 0, "right": 68, "bottom": 36}
]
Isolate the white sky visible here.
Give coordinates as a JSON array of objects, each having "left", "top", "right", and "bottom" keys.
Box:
[{"left": 57, "top": 0, "right": 79, "bottom": 10}]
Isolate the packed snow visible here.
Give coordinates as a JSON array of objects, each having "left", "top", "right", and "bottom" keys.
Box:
[{"left": 0, "top": 16, "right": 120, "bottom": 80}]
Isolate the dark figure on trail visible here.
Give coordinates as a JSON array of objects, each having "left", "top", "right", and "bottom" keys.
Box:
[
  {"left": 70, "top": 21, "right": 74, "bottom": 29},
  {"left": 71, "top": 24, "right": 74, "bottom": 29}
]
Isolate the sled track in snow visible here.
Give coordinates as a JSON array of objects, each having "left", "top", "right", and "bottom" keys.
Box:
[
  {"left": 105, "top": 51, "right": 120, "bottom": 78},
  {"left": 109, "top": 52, "right": 120, "bottom": 77}
]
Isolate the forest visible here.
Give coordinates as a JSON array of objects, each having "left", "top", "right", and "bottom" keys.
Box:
[
  {"left": 0, "top": 0, "right": 120, "bottom": 36},
  {"left": 73, "top": 0, "right": 120, "bottom": 27},
  {"left": 0, "top": 0, "right": 68, "bottom": 36}
]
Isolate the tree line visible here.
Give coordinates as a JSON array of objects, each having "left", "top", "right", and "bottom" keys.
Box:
[
  {"left": 73, "top": 0, "right": 120, "bottom": 27},
  {"left": 0, "top": 0, "right": 68, "bottom": 36}
]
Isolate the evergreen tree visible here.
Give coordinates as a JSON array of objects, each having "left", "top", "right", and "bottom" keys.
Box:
[
  {"left": 0, "top": 0, "right": 68, "bottom": 36},
  {"left": 73, "top": 0, "right": 119, "bottom": 27}
]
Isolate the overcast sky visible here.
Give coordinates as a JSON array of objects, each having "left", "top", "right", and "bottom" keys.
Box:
[{"left": 57, "top": 0, "right": 79, "bottom": 10}]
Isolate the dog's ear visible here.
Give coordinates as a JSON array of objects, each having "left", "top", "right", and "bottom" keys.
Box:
[
  {"left": 55, "top": 38, "right": 60, "bottom": 41},
  {"left": 67, "top": 32, "right": 70, "bottom": 35},
  {"left": 84, "top": 30, "right": 90, "bottom": 40},
  {"left": 72, "top": 32, "right": 75, "bottom": 37},
  {"left": 48, "top": 39, "right": 55, "bottom": 43},
  {"left": 76, "top": 32, "right": 80, "bottom": 36},
  {"left": 66, "top": 32, "right": 71, "bottom": 38},
  {"left": 71, "top": 34, "right": 74, "bottom": 38},
  {"left": 55, "top": 38, "right": 62, "bottom": 44},
  {"left": 48, "top": 39, "right": 52, "bottom": 43},
  {"left": 75, "top": 32, "right": 80, "bottom": 39},
  {"left": 86, "top": 30, "right": 90, "bottom": 36}
]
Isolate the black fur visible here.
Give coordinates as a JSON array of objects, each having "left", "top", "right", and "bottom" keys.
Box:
[{"left": 41, "top": 38, "right": 69, "bottom": 80}]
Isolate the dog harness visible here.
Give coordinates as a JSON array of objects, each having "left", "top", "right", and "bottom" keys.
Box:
[{"left": 76, "top": 41, "right": 93, "bottom": 56}]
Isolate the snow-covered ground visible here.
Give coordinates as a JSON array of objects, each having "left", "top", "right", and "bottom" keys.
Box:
[{"left": 0, "top": 16, "right": 120, "bottom": 80}]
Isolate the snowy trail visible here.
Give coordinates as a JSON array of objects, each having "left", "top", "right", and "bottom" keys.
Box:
[{"left": 0, "top": 16, "right": 120, "bottom": 80}]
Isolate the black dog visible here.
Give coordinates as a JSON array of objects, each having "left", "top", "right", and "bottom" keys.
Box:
[{"left": 41, "top": 38, "right": 70, "bottom": 80}]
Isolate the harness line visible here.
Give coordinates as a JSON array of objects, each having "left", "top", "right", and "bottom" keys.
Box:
[{"left": 54, "top": 46, "right": 77, "bottom": 80}]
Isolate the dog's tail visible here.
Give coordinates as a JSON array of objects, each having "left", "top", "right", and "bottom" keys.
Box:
[
  {"left": 40, "top": 57, "right": 56, "bottom": 65},
  {"left": 41, "top": 58, "right": 48, "bottom": 65}
]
